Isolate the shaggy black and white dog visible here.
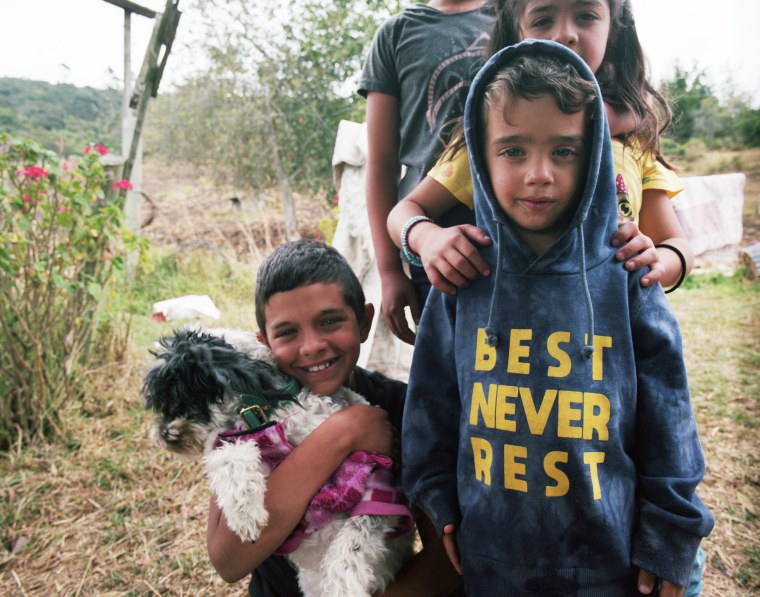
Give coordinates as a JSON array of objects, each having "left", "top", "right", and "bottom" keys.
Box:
[{"left": 142, "top": 327, "right": 414, "bottom": 597}]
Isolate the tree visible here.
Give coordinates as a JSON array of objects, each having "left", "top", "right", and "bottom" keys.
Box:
[
  {"left": 660, "top": 66, "right": 715, "bottom": 143},
  {"left": 735, "top": 106, "right": 760, "bottom": 147},
  {"left": 148, "top": 0, "right": 394, "bottom": 240}
]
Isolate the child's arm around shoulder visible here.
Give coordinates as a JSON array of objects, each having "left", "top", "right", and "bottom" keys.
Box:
[
  {"left": 207, "top": 404, "right": 394, "bottom": 583},
  {"left": 613, "top": 190, "right": 694, "bottom": 290},
  {"left": 387, "top": 174, "right": 492, "bottom": 297}
]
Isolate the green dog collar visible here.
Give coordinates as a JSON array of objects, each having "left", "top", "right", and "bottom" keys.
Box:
[{"left": 239, "top": 377, "right": 302, "bottom": 429}]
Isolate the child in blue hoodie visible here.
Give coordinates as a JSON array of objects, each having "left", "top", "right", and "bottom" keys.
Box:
[{"left": 401, "top": 40, "right": 713, "bottom": 596}]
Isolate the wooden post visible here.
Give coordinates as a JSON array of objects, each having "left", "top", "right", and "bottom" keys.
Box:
[
  {"left": 101, "top": 0, "right": 180, "bottom": 277},
  {"left": 121, "top": 7, "right": 141, "bottom": 276},
  {"left": 121, "top": 0, "right": 181, "bottom": 187}
]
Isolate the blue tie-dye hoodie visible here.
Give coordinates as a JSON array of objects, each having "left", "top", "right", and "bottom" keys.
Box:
[{"left": 402, "top": 40, "right": 713, "bottom": 595}]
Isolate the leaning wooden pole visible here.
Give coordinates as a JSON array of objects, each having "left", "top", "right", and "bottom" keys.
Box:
[{"left": 119, "top": 0, "right": 181, "bottom": 192}]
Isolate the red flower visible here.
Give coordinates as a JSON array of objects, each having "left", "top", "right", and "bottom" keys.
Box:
[
  {"left": 112, "top": 179, "right": 134, "bottom": 191},
  {"left": 84, "top": 144, "right": 108, "bottom": 156},
  {"left": 20, "top": 166, "right": 48, "bottom": 179}
]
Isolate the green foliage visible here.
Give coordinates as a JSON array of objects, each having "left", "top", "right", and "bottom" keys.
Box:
[
  {"left": 0, "top": 135, "right": 147, "bottom": 449},
  {"left": 0, "top": 78, "right": 121, "bottom": 156},
  {"left": 659, "top": 66, "right": 759, "bottom": 149},
  {"left": 661, "top": 67, "right": 715, "bottom": 143},
  {"left": 735, "top": 106, "right": 760, "bottom": 147}
]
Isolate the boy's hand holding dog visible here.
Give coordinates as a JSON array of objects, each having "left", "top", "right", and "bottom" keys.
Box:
[
  {"left": 329, "top": 403, "right": 396, "bottom": 456},
  {"left": 207, "top": 404, "right": 396, "bottom": 583}
]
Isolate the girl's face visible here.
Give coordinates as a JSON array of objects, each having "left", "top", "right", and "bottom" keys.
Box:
[{"left": 518, "top": 0, "right": 611, "bottom": 74}]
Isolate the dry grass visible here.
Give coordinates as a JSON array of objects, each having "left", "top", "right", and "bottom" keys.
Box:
[
  {"left": 0, "top": 158, "right": 267, "bottom": 595},
  {"left": 669, "top": 282, "right": 760, "bottom": 595},
  {"left": 2, "top": 150, "right": 759, "bottom": 595},
  {"left": 0, "top": 355, "right": 246, "bottom": 595}
]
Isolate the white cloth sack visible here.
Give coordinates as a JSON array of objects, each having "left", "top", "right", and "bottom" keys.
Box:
[
  {"left": 672, "top": 172, "right": 745, "bottom": 272},
  {"left": 331, "top": 120, "right": 413, "bottom": 383}
]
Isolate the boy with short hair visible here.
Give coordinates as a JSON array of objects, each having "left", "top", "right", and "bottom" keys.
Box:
[
  {"left": 401, "top": 40, "right": 713, "bottom": 596},
  {"left": 206, "top": 239, "right": 462, "bottom": 596}
]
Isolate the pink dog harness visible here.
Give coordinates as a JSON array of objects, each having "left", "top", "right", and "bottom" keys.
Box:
[{"left": 214, "top": 422, "right": 415, "bottom": 555}]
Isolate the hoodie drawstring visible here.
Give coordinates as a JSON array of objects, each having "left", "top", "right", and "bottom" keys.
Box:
[
  {"left": 484, "top": 220, "right": 595, "bottom": 359},
  {"left": 578, "top": 224, "right": 595, "bottom": 359},
  {"left": 485, "top": 223, "right": 504, "bottom": 347}
]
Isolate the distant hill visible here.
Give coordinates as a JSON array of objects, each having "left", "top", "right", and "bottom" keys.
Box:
[{"left": 0, "top": 78, "right": 121, "bottom": 156}]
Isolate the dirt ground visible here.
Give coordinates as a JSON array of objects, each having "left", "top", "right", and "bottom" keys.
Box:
[
  {"left": 137, "top": 162, "right": 329, "bottom": 261},
  {"left": 137, "top": 149, "right": 760, "bottom": 260}
]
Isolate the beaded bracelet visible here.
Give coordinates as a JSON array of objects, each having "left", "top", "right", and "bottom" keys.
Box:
[
  {"left": 655, "top": 243, "right": 687, "bottom": 293},
  {"left": 400, "top": 215, "right": 434, "bottom": 268}
]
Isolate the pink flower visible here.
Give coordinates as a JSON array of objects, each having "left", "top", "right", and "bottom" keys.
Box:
[
  {"left": 112, "top": 179, "right": 134, "bottom": 191},
  {"left": 22, "top": 194, "right": 31, "bottom": 203},
  {"left": 84, "top": 144, "right": 108, "bottom": 155},
  {"left": 20, "top": 166, "right": 48, "bottom": 180}
]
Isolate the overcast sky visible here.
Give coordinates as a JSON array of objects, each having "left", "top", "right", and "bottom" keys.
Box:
[{"left": 0, "top": 0, "right": 758, "bottom": 103}]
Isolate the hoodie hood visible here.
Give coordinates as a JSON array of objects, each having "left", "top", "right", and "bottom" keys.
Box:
[{"left": 464, "top": 40, "right": 618, "bottom": 355}]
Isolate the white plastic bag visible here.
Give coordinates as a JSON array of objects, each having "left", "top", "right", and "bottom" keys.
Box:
[{"left": 151, "top": 295, "right": 221, "bottom": 321}]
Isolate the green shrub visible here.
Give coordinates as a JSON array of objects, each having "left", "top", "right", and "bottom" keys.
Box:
[
  {"left": 0, "top": 135, "right": 146, "bottom": 449},
  {"left": 679, "top": 138, "right": 708, "bottom": 163}
]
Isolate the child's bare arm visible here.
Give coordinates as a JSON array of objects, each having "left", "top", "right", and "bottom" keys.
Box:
[
  {"left": 388, "top": 176, "right": 491, "bottom": 296},
  {"left": 441, "top": 523, "right": 462, "bottom": 575},
  {"left": 376, "top": 512, "right": 463, "bottom": 597},
  {"left": 366, "top": 92, "right": 422, "bottom": 345},
  {"left": 207, "top": 405, "right": 394, "bottom": 582},
  {"left": 613, "top": 190, "right": 693, "bottom": 289},
  {"left": 605, "top": 101, "right": 639, "bottom": 137}
]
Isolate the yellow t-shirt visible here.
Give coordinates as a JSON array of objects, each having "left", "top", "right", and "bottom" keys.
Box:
[{"left": 428, "top": 139, "right": 684, "bottom": 224}]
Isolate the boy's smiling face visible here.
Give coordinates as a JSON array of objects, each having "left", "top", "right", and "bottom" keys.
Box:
[{"left": 257, "top": 282, "right": 373, "bottom": 396}]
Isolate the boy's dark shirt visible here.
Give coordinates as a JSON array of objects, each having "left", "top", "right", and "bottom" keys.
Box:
[{"left": 248, "top": 366, "right": 406, "bottom": 597}]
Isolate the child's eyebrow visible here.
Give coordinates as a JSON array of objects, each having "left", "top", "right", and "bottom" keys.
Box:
[
  {"left": 270, "top": 320, "right": 295, "bottom": 331},
  {"left": 269, "top": 307, "right": 348, "bottom": 330},
  {"left": 317, "top": 307, "right": 349, "bottom": 318},
  {"left": 491, "top": 134, "right": 584, "bottom": 145},
  {"left": 526, "top": 0, "right": 603, "bottom": 16}
]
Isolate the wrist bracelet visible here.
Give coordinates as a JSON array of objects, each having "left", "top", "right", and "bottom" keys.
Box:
[
  {"left": 655, "top": 243, "right": 687, "bottom": 293},
  {"left": 401, "top": 216, "right": 434, "bottom": 268}
]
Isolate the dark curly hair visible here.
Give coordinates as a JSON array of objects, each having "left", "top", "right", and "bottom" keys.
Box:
[
  {"left": 445, "top": 0, "right": 672, "bottom": 166},
  {"left": 254, "top": 240, "right": 365, "bottom": 336}
]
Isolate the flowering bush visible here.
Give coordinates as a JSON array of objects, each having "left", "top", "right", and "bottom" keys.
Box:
[{"left": 0, "top": 135, "right": 146, "bottom": 448}]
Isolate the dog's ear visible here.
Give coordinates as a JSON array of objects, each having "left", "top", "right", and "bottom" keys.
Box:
[{"left": 142, "top": 329, "right": 234, "bottom": 420}]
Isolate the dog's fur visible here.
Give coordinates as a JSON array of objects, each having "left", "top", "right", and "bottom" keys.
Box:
[{"left": 142, "top": 327, "right": 414, "bottom": 597}]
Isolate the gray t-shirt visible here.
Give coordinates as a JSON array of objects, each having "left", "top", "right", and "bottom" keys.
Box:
[{"left": 359, "top": 3, "right": 494, "bottom": 200}]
